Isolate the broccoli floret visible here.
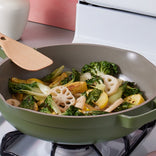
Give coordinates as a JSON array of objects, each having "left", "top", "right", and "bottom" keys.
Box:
[
  {"left": 41, "top": 65, "right": 64, "bottom": 83},
  {"left": 86, "top": 88, "right": 102, "bottom": 106},
  {"left": 81, "top": 61, "right": 120, "bottom": 77},
  {"left": 19, "top": 95, "right": 38, "bottom": 110},
  {"left": 39, "top": 95, "right": 61, "bottom": 115},
  {"left": 61, "top": 68, "right": 80, "bottom": 85},
  {"left": 113, "top": 102, "right": 134, "bottom": 112},
  {"left": 86, "top": 75, "right": 105, "bottom": 90},
  {"left": 122, "top": 82, "right": 142, "bottom": 98},
  {"left": 63, "top": 105, "right": 84, "bottom": 116}
]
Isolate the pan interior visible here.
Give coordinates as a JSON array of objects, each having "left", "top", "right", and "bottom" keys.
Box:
[{"left": 0, "top": 44, "right": 155, "bottom": 101}]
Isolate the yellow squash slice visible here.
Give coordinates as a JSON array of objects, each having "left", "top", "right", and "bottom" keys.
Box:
[
  {"left": 65, "top": 81, "right": 87, "bottom": 95},
  {"left": 124, "top": 94, "right": 145, "bottom": 105},
  {"left": 95, "top": 91, "right": 108, "bottom": 109}
]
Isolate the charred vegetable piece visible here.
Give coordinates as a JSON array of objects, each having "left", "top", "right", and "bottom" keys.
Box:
[
  {"left": 11, "top": 77, "right": 28, "bottom": 84},
  {"left": 27, "top": 78, "right": 45, "bottom": 84},
  {"left": 41, "top": 65, "right": 64, "bottom": 83},
  {"left": 81, "top": 61, "right": 120, "bottom": 77},
  {"left": 12, "top": 77, "right": 45, "bottom": 85},
  {"left": 12, "top": 93, "right": 24, "bottom": 101},
  {"left": 61, "top": 68, "right": 80, "bottom": 85},
  {"left": 19, "top": 95, "right": 38, "bottom": 111},
  {"left": 65, "top": 81, "right": 88, "bottom": 95},
  {"left": 49, "top": 72, "right": 68, "bottom": 88},
  {"left": 124, "top": 94, "right": 145, "bottom": 105}
]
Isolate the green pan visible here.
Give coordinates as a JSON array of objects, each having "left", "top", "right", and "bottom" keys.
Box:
[{"left": 0, "top": 44, "right": 156, "bottom": 145}]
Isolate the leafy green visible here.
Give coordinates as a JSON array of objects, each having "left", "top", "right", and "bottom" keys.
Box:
[
  {"left": 8, "top": 80, "right": 48, "bottom": 98},
  {"left": 122, "top": 82, "right": 142, "bottom": 98},
  {"left": 86, "top": 75, "right": 105, "bottom": 90},
  {"left": 108, "top": 82, "right": 127, "bottom": 104},
  {"left": 81, "top": 61, "right": 120, "bottom": 77},
  {"left": 39, "top": 107, "right": 52, "bottom": 114},
  {"left": 86, "top": 88, "right": 102, "bottom": 106},
  {"left": 113, "top": 102, "right": 134, "bottom": 112},
  {"left": 19, "top": 95, "right": 37, "bottom": 110},
  {"left": 39, "top": 95, "right": 61, "bottom": 114},
  {"left": 108, "top": 81, "right": 143, "bottom": 104},
  {"left": 61, "top": 68, "right": 80, "bottom": 85},
  {"left": 41, "top": 65, "right": 64, "bottom": 83},
  {"left": 63, "top": 106, "right": 108, "bottom": 116},
  {"left": 62, "top": 105, "right": 84, "bottom": 116}
]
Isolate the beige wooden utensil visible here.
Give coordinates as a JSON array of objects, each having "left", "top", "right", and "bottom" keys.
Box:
[{"left": 0, "top": 32, "right": 53, "bottom": 71}]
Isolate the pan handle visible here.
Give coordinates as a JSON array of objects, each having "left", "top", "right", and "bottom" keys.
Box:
[{"left": 118, "top": 99, "right": 156, "bottom": 129}]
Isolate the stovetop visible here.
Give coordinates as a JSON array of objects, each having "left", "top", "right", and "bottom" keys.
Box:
[{"left": 80, "top": 0, "right": 156, "bottom": 17}]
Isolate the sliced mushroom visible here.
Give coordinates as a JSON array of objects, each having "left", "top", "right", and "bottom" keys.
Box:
[{"left": 6, "top": 99, "right": 21, "bottom": 107}]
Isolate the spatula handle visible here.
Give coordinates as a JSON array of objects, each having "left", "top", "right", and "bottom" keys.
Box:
[
  {"left": 0, "top": 32, "right": 10, "bottom": 50},
  {"left": 0, "top": 33, "right": 8, "bottom": 59},
  {"left": 0, "top": 32, "right": 7, "bottom": 42},
  {"left": 0, "top": 32, "right": 53, "bottom": 71},
  {"left": 0, "top": 32, "right": 11, "bottom": 60}
]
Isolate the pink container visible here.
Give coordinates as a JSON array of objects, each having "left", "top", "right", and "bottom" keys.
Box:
[{"left": 28, "top": 0, "right": 78, "bottom": 31}]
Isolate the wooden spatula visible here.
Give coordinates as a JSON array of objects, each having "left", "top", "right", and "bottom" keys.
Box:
[{"left": 0, "top": 32, "right": 53, "bottom": 71}]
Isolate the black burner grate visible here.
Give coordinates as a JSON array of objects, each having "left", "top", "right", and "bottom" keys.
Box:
[
  {"left": 0, "top": 120, "right": 155, "bottom": 156},
  {"left": 0, "top": 131, "right": 23, "bottom": 156},
  {"left": 121, "top": 120, "right": 156, "bottom": 156}
]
